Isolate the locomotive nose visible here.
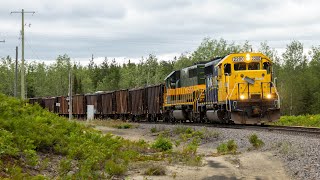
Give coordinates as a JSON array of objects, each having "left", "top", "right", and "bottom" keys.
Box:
[{"left": 252, "top": 106, "right": 261, "bottom": 115}]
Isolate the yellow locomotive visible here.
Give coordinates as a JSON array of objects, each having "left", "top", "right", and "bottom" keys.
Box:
[{"left": 163, "top": 52, "right": 280, "bottom": 124}]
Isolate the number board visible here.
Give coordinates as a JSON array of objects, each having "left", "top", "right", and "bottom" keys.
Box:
[
  {"left": 232, "top": 56, "right": 244, "bottom": 62},
  {"left": 252, "top": 56, "right": 262, "bottom": 61}
]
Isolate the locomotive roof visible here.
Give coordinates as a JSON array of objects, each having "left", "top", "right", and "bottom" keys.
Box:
[
  {"left": 164, "top": 70, "right": 180, "bottom": 81},
  {"left": 215, "top": 52, "right": 270, "bottom": 67},
  {"left": 205, "top": 57, "right": 224, "bottom": 67}
]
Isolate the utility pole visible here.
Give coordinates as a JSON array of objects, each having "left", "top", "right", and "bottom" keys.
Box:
[
  {"left": 14, "top": 46, "right": 18, "bottom": 97},
  {"left": 68, "top": 70, "right": 73, "bottom": 120},
  {"left": 11, "top": 9, "right": 35, "bottom": 100}
]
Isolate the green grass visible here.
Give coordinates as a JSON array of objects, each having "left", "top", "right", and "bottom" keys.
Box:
[
  {"left": 115, "top": 123, "right": 132, "bottom": 129},
  {"left": 274, "top": 115, "right": 320, "bottom": 127},
  {"left": 0, "top": 94, "right": 159, "bottom": 179},
  {"left": 90, "top": 120, "right": 137, "bottom": 129},
  {"left": 217, "top": 140, "right": 238, "bottom": 155},
  {"left": 249, "top": 134, "right": 264, "bottom": 149}
]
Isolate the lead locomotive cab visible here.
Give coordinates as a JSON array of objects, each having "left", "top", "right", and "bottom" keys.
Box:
[{"left": 216, "top": 53, "right": 280, "bottom": 124}]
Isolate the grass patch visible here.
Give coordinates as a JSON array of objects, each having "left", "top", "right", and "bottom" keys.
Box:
[
  {"left": 115, "top": 123, "right": 132, "bottom": 129},
  {"left": 249, "top": 134, "right": 264, "bottom": 149},
  {"left": 151, "top": 136, "right": 173, "bottom": 152},
  {"left": 151, "top": 127, "right": 158, "bottom": 133},
  {"left": 273, "top": 115, "right": 320, "bottom": 127},
  {"left": 167, "top": 151, "right": 203, "bottom": 166},
  {"left": 150, "top": 126, "right": 168, "bottom": 134},
  {"left": 216, "top": 140, "right": 238, "bottom": 155},
  {"left": 90, "top": 119, "right": 137, "bottom": 129},
  {"left": 143, "top": 165, "right": 166, "bottom": 176}
]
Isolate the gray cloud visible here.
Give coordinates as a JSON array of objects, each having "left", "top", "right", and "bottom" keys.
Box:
[{"left": 0, "top": 0, "right": 320, "bottom": 62}]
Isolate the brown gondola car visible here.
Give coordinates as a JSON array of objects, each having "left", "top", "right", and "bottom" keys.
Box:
[
  {"left": 28, "top": 97, "right": 43, "bottom": 106},
  {"left": 85, "top": 93, "right": 101, "bottom": 116},
  {"left": 129, "top": 88, "right": 146, "bottom": 121},
  {"left": 42, "top": 97, "right": 56, "bottom": 113},
  {"left": 115, "top": 89, "right": 129, "bottom": 119},
  {"left": 100, "top": 91, "right": 116, "bottom": 118},
  {"left": 72, "top": 94, "right": 86, "bottom": 117},
  {"left": 56, "top": 96, "right": 69, "bottom": 115},
  {"left": 146, "top": 84, "right": 164, "bottom": 121}
]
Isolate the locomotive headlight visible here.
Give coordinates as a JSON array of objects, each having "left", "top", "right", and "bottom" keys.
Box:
[
  {"left": 267, "top": 94, "right": 272, "bottom": 99},
  {"left": 240, "top": 95, "right": 245, "bottom": 100},
  {"left": 246, "top": 54, "right": 251, "bottom": 61}
]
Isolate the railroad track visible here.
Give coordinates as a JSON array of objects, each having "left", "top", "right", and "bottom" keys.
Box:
[
  {"left": 262, "top": 125, "right": 320, "bottom": 136},
  {"left": 138, "top": 121, "right": 320, "bottom": 137}
]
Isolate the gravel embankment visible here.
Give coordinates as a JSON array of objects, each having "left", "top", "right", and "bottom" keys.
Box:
[{"left": 138, "top": 123, "right": 320, "bottom": 180}]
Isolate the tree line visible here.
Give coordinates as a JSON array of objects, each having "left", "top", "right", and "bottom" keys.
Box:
[{"left": 1, "top": 38, "right": 319, "bottom": 116}]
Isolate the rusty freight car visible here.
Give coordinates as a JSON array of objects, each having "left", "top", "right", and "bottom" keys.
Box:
[
  {"left": 29, "top": 97, "right": 43, "bottom": 106},
  {"left": 115, "top": 89, "right": 129, "bottom": 119},
  {"left": 146, "top": 84, "right": 164, "bottom": 121},
  {"left": 129, "top": 88, "right": 146, "bottom": 121},
  {"left": 72, "top": 94, "right": 86, "bottom": 117},
  {"left": 56, "top": 96, "right": 69, "bottom": 116},
  {"left": 100, "top": 91, "right": 116, "bottom": 118},
  {"left": 85, "top": 93, "right": 101, "bottom": 117},
  {"left": 42, "top": 97, "right": 56, "bottom": 113}
]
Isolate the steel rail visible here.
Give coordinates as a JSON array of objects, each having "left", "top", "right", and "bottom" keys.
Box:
[{"left": 136, "top": 121, "right": 320, "bottom": 137}]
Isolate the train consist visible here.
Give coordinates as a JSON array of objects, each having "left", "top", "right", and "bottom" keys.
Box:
[{"left": 29, "top": 52, "right": 280, "bottom": 124}]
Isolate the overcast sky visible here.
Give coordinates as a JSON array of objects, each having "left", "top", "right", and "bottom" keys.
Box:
[{"left": 0, "top": 0, "right": 319, "bottom": 65}]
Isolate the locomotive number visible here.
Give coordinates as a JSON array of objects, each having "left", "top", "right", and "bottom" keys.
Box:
[
  {"left": 232, "top": 56, "right": 244, "bottom": 62},
  {"left": 252, "top": 56, "right": 262, "bottom": 61}
]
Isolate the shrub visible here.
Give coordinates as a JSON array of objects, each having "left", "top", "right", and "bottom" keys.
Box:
[
  {"left": 105, "top": 160, "right": 127, "bottom": 176},
  {"left": 249, "top": 134, "right": 264, "bottom": 149},
  {"left": 151, "top": 127, "right": 157, "bottom": 133},
  {"left": 217, "top": 143, "right": 228, "bottom": 154},
  {"left": 144, "top": 165, "right": 166, "bottom": 176},
  {"left": 173, "top": 126, "right": 194, "bottom": 135},
  {"left": 185, "top": 127, "right": 193, "bottom": 134},
  {"left": 0, "top": 94, "right": 158, "bottom": 178},
  {"left": 183, "top": 138, "right": 200, "bottom": 155},
  {"left": 217, "top": 140, "right": 238, "bottom": 155},
  {"left": 151, "top": 136, "right": 173, "bottom": 151}
]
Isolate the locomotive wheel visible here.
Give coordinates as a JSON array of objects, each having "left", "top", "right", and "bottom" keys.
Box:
[{"left": 217, "top": 110, "right": 231, "bottom": 124}]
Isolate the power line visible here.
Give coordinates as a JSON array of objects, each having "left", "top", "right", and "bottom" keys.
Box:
[{"left": 11, "top": 9, "right": 35, "bottom": 100}]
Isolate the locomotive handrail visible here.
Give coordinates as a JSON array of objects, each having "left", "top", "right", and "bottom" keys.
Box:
[
  {"left": 271, "top": 82, "right": 281, "bottom": 108},
  {"left": 226, "top": 83, "right": 238, "bottom": 112}
]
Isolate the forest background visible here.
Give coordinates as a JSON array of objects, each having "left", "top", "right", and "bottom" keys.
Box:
[{"left": 1, "top": 38, "right": 319, "bottom": 115}]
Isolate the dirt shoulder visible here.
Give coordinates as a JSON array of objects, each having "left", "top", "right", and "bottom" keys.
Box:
[{"left": 90, "top": 122, "right": 290, "bottom": 180}]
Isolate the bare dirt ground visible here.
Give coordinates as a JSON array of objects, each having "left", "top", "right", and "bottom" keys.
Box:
[{"left": 93, "top": 124, "right": 290, "bottom": 180}]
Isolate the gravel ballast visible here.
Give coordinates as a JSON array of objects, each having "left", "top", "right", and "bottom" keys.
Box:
[{"left": 137, "top": 123, "right": 320, "bottom": 180}]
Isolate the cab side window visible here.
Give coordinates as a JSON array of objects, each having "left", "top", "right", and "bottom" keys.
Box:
[
  {"left": 224, "top": 63, "right": 231, "bottom": 76},
  {"left": 263, "top": 62, "right": 271, "bottom": 74}
]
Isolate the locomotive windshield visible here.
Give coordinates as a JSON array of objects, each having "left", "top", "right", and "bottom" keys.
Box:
[
  {"left": 248, "top": 62, "right": 260, "bottom": 70},
  {"left": 234, "top": 63, "right": 246, "bottom": 71}
]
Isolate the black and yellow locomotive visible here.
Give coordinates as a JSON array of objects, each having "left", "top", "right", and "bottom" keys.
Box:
[{"left": 163, "top": 52, "right": 280, "bottom": 124}]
